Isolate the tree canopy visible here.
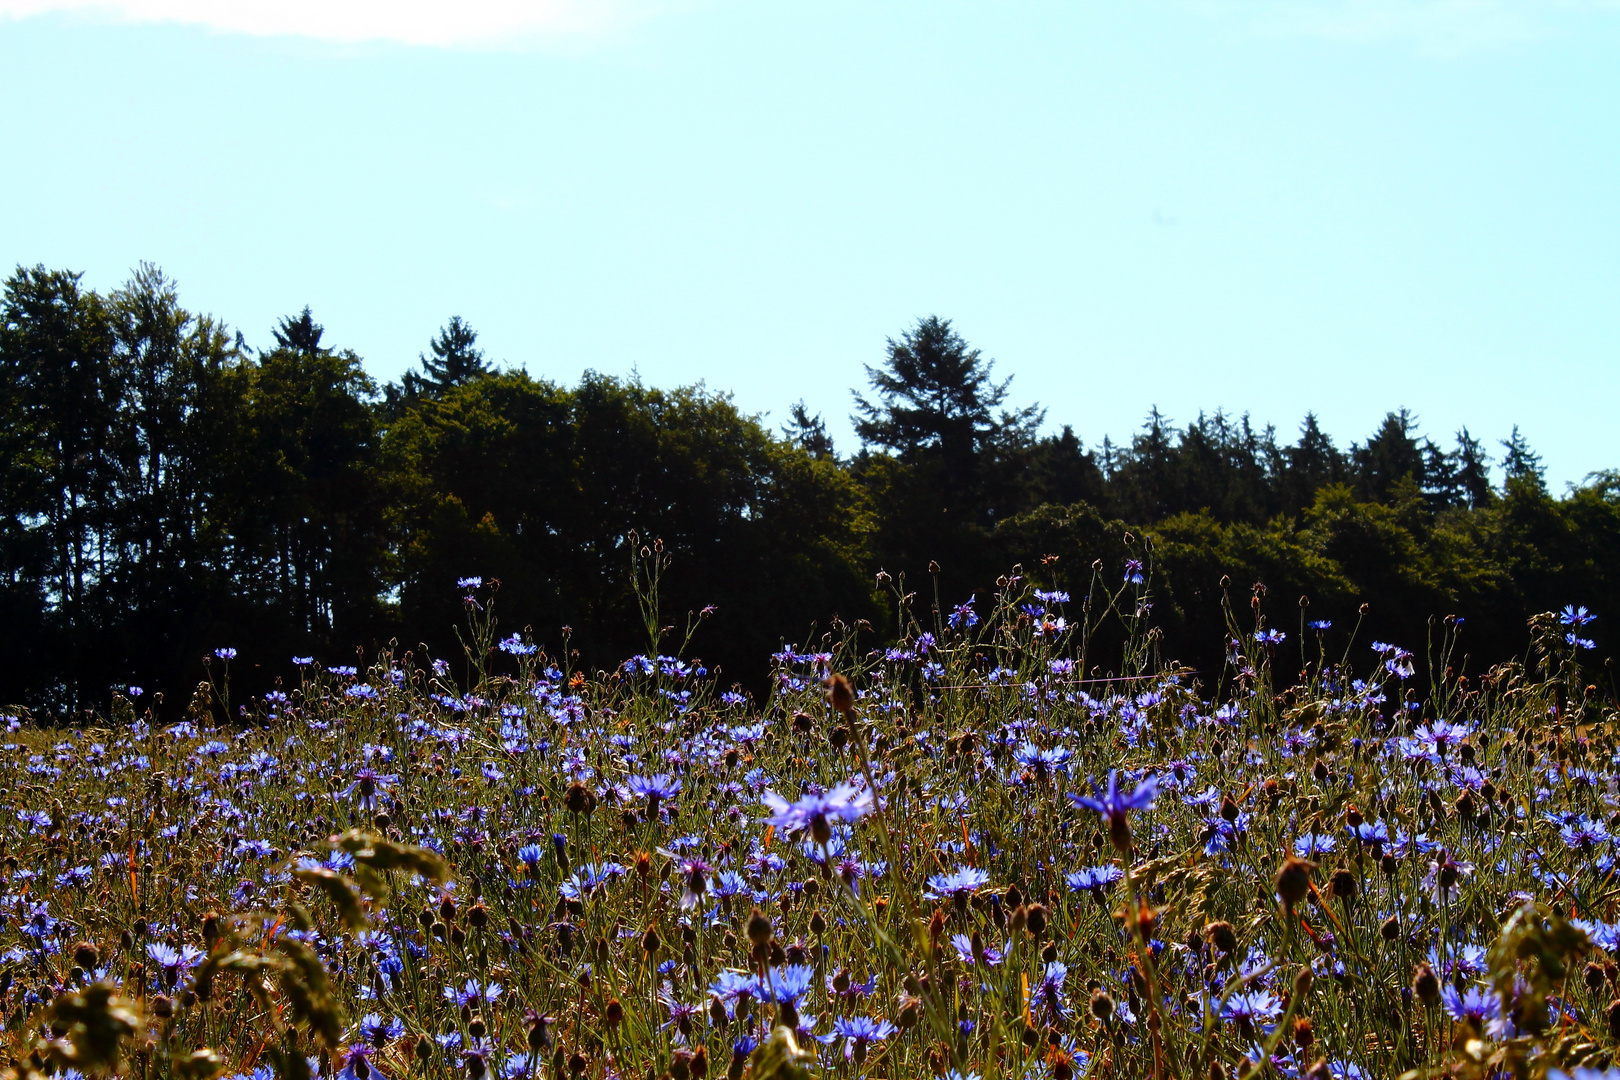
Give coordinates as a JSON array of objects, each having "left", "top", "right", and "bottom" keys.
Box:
[{"left": 1, "top": 265, "right": 1613, "bottom": 715}]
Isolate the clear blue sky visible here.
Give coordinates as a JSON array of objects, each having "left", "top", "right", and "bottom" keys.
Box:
[{"left": 3, "top": 0, "right": 1616, "bottom": 488}]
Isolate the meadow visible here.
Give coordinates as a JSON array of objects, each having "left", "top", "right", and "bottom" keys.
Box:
[{"left": 4, "top": 566, "right": 1617, "bottom": 1080}]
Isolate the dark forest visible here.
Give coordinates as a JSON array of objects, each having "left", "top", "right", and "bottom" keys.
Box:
[{"left": 3, "top": 264, "right": 1614, "bottom": 715}]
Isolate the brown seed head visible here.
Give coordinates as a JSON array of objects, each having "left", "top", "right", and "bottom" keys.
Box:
[
  {"left": 1276, "top": 857, "right": 1314, "bottom": 911},
  {"left": 824, "top": 673, "right": 856, "bottom": 715}
]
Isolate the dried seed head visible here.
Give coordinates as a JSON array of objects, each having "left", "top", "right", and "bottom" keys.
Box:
[
  {"left": 824, "top": 673, "right": 856, "bottom": 716},
  {"left": 1412, "top": 963, "right": 1440, "bottom": 1005},
  {"left": 1204, "top": 921, "right": 1237, "bottom": 954},
  {"left": 1329, "top": 868, "right": 1357, "bottom": 901},
  {"left": 72, "top": 941, "right": 99, "bottom": 971},
  {"left": 1293, "top": 965, "right": 1313, "bottom": 999},
  {"left": 1276, "top": 857, "right": 1314, "bottom": 912},
  {"left": 746, "top": 909, "right": 773, "bottom": 947}
]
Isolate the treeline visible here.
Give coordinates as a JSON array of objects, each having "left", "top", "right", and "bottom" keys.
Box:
[{"left": 1, "top": 266, "right": 1614, "bottom": 714}]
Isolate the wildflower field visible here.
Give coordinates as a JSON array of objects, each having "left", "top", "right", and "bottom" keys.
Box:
[{"left": 5, "top": 572, "right": 1618, "bottom": 1080}]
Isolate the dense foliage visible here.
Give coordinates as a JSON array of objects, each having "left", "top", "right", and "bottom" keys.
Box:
[
  {"left": 2, "top": 265, "right": 1615, "bottom": 714},
  {"left": 1, "top": 578, "right": 1616, "bottom": 1080}
]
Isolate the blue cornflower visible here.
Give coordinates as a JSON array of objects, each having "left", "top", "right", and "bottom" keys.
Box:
[
  {"left": 710, "top": 970, "right": 762, "bottom": 1004},
  {"left": 1415, "top": 720, "right": 1472, "bottom": 757},
  {"left": 443, "top": 980, "right": 502, "bottom": 1007},
  {"left": 517, "top": 844, "right": 546, "bottom": 870},
  {"left": 1033, "top": 961, "right": 1069, "bottom": 1021},
  {"left": 356, "top": 1014, "right": 405, "bottom": 1047},
  {"left": 215, "top": 647, "right": 237, "bottom": 660},
  {"left": 1254, "top": 629, "right": 1286, "bottom": 646},
  {"left": 292, "top": 656, "right": 314, "bottom": 666},
  {"left": 626, "top": 773, "right": 682, "bottom": 815},
  {"left": 457, "top": 577, "right": 483, "bottom": 589},
  {"left": 1567, "top": 632, "right": 1597, "bottom": 650},
  {"left": 1559, "top": 814, "right": 1609, "bottom": 852},
  {"left": 947, "top": 597, "right": 979, "bottom": 629},
  {"left": 1070, "top": 769, "right": 1160, "bottom": 853},
  {"left": 826, "top": 1016, "right": 896, "bottom": 1062},
  {"left": 559, "top": 862, "right": 626, "bottom": 902},
  {"left": 1441, "top": 984, "right": 1500, "bottom": 1026},
  {"left": 1308, "top": 619, "right": 1332, "bottom": 631},
  {"left": 1561, "top": 605, "right": 1596, "bottom": 627},
  {"left": 55, "top": 866, "right": 92, "bottom": 888},
  {"left": 146, "top": 943, "right": 205, "bottom": 987},
  {"left": 761, "top": 964, "right": 816, "bottom": 1005},
  {"left": 1124, "top": 559, "right": 1145, "bottom": 585},
  {"left": 948, "top": 932, "right": 1004, "bottom": 967},
  {"left": 498, "top": 634, "right": 538, "bottom": 656},
  {"left": 336, "top": 1045, "right": 386, "bottom": 1080},
  {"left": 1065, "top": 864, "right": 1123, "bottom": 897},
  {"left": 1013, "top": 742, "right": 1072, "bottom": 779},
  {"left": 1221, "top": 988, "right": 1282, "bottom": 1038},
  {"left": 762, "top": 782, "right": 873, "bottom": 845},
  {"left": 926, "top": 865, "right": 989, "bottom": 902}
]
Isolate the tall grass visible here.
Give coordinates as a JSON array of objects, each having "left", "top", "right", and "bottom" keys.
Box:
[{"left": 2, "top": 566, "right": 1615, "bottom": 1080}]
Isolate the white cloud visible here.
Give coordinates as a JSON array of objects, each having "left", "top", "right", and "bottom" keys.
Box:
[
  {"left": 0, "top": 0, "right": 674, "bottom": 47},
  {"left": 1190, "top": 0, "right": 1620, "bottom": 55}
]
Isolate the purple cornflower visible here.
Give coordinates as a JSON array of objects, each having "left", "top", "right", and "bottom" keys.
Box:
[
  {"left": 762, "top": 781, "right": 873, "bottom": 845},
  {"left": 673, "top": 856, "right": 714, "bottom": 910},
  {"left": 341, "top": 768, "right": 397, "bottom": 812},
  {"left": 1070, "top": 770, "right": 1160, "bottom": 853}
]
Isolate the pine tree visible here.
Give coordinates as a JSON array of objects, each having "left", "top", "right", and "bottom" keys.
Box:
[
  {"left": 784, "top": 401, "right": 835, "bottom": 459},
  {"left": 1500, "top": 425, "right": 1546, "bottom": 494},
  {"left": 852, "top": 315, "right": 1041, "bottom": 522},
  {"left": 405, "top": 316, "right": 491, "bottom": 399},
  {"left": 1454, "top": 427, "right": 1494, "bottom": 508},
  {"left": 272, "top": 306, "right": 325, "bottom": 356}
]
